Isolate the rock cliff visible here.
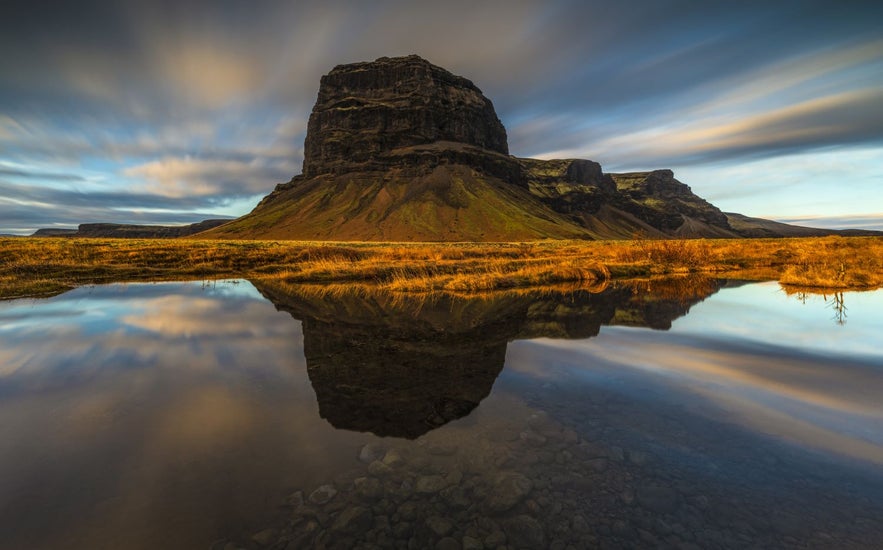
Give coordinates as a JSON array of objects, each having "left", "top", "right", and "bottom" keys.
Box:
[
  {"left": 303, "top": 55, "right": 510, "bottom": 178},
  {"left": 200, "top": 55, "right": 870, "bottom": 241}
]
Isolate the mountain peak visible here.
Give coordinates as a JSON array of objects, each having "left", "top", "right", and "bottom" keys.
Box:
[{"left": 302, "top": 54, "right": 509, "bottom": 178}]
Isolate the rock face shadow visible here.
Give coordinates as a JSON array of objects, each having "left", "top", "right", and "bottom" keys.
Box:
[{"left": 253, "top": 278, "right": 726, "bottom": 438}]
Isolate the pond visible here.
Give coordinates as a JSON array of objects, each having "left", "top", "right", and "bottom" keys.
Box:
[{"left": 0, "top": 278, "right": 881, "bottom": 549}]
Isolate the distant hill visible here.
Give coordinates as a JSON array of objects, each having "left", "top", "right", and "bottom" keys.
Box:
[
  {"left": 32, "top": 219, "right": 229, "bottom": 238},
  {"left": 724, "top": 213, "right": 882, "bottom": 238}
]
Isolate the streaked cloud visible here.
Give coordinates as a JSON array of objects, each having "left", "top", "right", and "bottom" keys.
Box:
[
  {"left": 1, "top": 0, "right": 881, "bottom": 233},
  {"left": 124, "top": 155, "right": 296, "bottom": 198}
]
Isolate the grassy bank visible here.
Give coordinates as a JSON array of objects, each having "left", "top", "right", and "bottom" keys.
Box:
[{"left": 1, "top": 236, "right": 881, "bottom": 299}]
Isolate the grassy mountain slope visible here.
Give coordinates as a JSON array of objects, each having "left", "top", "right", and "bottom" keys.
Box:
[{"left": 201, "top": 165, "right": 591, "bottom": 241}]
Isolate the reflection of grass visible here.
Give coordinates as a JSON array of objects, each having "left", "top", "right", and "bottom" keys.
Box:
[{"left": 1, "top": 236, "right": 880, "bottom": 299}]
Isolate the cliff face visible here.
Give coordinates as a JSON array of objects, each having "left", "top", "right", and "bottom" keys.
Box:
[
  {"left": 200, "top": 54, "right": 864, "bottom": 241},
  {"left": 303, "top": 55, "right": 509, "bottom": 178}
]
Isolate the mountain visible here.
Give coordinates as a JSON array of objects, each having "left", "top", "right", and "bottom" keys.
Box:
[
  {"left": 198, "top": 55, "right": 877, "bottom": 241},
  {"left": 31, "top": 219, "right": 229, "bottom": 238}
]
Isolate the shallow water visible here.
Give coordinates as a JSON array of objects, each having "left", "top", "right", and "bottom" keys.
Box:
[{"left": 0, "top": 279, "right": 881, "bottom": 549}]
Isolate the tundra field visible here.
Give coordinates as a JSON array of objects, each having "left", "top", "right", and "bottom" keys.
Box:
[{"left": 1, "top": 236, "right": 880, "bottom": 300}]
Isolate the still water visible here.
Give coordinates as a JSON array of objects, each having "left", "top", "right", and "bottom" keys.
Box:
[{"left": 0, "top": 278, "right": 881, "bottom": 549}]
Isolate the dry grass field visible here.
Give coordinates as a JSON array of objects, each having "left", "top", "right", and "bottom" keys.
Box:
[{"left": 1, "top": 236, "right": 880, "bottom": 299}]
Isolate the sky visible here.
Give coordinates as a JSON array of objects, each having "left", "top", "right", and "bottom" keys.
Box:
[{"left": 1, "top": 0, "right": 882, "bottom": 235}]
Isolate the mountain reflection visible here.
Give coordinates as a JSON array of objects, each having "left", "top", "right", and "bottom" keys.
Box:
[{"left": 252, "top": 277, "right": 726, "bottom": 438}]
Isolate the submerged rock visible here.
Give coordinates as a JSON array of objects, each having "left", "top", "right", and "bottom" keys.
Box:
[
  {"left": 308, "top": 484, "right": 338, "bottom": 505},
  {"left": 486, "top": 472, "right": 533, "bottom": 512}
]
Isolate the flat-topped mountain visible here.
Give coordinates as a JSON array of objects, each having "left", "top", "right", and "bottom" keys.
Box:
[{"left": 200, "top": 55, "right": 877, "bottom": 241}]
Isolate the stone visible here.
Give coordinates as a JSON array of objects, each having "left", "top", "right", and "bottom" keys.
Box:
[
  {"left": 382, "top": 448, "right": 406, "bottom": 468},
  {"left": 393, "top": 521, "right": 413, "bottom": 538},
  {"left": 637, "top": 485, "right": 680, "bottom": 514},
  {"left": 331, "top": 506, "right": 374, "bottom": 535},
  {"left": 445, "top": 469, "right": 463, "bottom": 486},
  {"left": 572, "top": 515, "right": 590, "bottom": 534},
  {"left": 355, "top": 477, "right": 384, "bottom": 500},
  {"left": 608, "top": 446, "right": 625, "bottom": 462},
  {"left": 398, "top": 501, "right": 419, "bottom": 521},
  {"left": 428, "top": 443, "right": 458, "bottom": 456},
  {"left": 426, "top": 516, "right": 454, "bottom": 537},
  {"left": 416, "top": 475, "right": 448, "bottom": 494},
  {"left": 462, "top": 535, "right": 484, "bottom": 550},
  {"left": 309, "top": 484, "right": 338, "bottom": 505},
  {"left": 436, "top": 537, "right": 461, "bottom": 550},
  {"left": 502, "top": 515, "right": 545, "bottom": 548},
  {"left": 251, "top": 528, "right": 278, "bottom": 546},
  {"left": 519, "top": 431, "right": 547, "bottom": 447},
  {"left": 360, "top": 443, "right": 385, "bottom": 463},
  {"left": 484, "top": 531, "right": 506, "bottom": 547},
  {"left": 369, "top": 460, "right": 394, "bottom": 477},
  {"left": 627, "top": 450, "right": 649, "bottom": 465},
  {"left": 486, "top": 472, "right": 533, "bottom": 512},
  {"left": 286, "top": 490, "right": 304, "bottom": 507},
  {"left": 440, "top": 486, "right": 471, "bottom": 510}
]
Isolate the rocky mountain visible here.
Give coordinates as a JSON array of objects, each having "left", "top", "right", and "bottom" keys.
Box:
[
  {"left": 199, "top": 55, "right": 876, "bottom": 241},
  {"left": 32, "top": 219, "right": 229, "bottom": 238}
]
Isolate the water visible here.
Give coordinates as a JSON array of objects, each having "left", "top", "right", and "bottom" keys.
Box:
[{"left": 0, "top": 278, "right": 881, "bottom": 549}]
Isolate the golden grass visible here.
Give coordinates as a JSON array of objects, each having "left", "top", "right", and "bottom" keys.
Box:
[{"left": 1, "top": 236, "right": 880, "bottom": 299}]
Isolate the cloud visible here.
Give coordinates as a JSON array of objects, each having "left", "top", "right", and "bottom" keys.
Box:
[
  {"left": 565, "top": 87, "right": 883, "bottom": 168},
  {"left": 0, "top": 166, "right": 86, "bottom": 181},
  {"left": 123, "top": 156, "right": 295, "bottom": 198},
  {"left": 777, "top": 214, "right": 883, "bottom": 232},
  {"left": 0, "top": 179, "right": 236, "bottom": 234},
  {"left": 1, "top": 0, "right": 882, "bottom": 232}
]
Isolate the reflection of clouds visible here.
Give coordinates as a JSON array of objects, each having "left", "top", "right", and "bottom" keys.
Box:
[
  {"left": 511, "top": 330, "right": 883, "bottom": 464},
  {"left": 0, "top": 280, "right": 374, "bottom": 549},
  {"left": 504, "top": 283, "right": 883, "bottom": 464},
  {"left": 0, "top": 282, "right": 305, "bottom": 383}
]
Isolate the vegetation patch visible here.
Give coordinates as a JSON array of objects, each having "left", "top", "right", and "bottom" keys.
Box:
[{"left": 1, "top": 236, "right": 880, "bottom": 299}]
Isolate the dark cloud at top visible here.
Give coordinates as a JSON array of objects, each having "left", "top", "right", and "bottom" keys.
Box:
[{"left": 1, "top": 0, "right": 881, "bottom": 232}]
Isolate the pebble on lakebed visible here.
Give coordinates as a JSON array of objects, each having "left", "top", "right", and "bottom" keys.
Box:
[{"left": 215, "top": 399, "right": 881, "bottom": 550}]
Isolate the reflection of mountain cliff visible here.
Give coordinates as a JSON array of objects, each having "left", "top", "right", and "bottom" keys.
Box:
[{"left": 253, "top": 278, "right": 724, "bottom": 438}]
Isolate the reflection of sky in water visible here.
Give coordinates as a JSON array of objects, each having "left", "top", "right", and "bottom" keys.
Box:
[
  {"left": 506, "top": 282, "right": 883, "bottom": 465},
  {"left": 0, "top": 279, "right": 881, "bottom": 548},
  {"left": 0, "top": 281, "right": 373, "bottom": 550},
  {"left": 671, "top": 281, "right": 883, "bottom": 358}
]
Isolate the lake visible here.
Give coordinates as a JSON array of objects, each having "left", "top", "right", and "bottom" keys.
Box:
[{"left": 0, "top": 278, "right": 881, "bottom": 549}]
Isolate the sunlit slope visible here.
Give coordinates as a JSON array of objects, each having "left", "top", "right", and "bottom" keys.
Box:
[{"left": 200, "top": 165, "right": 592, "bottom": 241}]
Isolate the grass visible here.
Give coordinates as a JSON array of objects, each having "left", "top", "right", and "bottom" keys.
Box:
[{"left": 1, "top": 236, "right": 881, "bottom": 299}]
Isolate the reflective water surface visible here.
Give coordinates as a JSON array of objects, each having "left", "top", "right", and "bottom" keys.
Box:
[{"left": 0, "top": 279, "right": 881, "bottom": 549}]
